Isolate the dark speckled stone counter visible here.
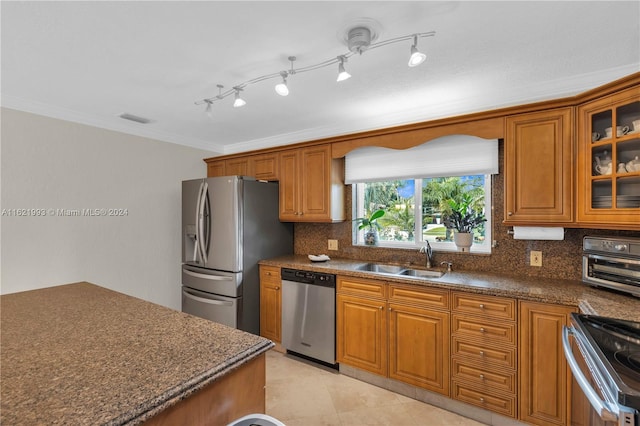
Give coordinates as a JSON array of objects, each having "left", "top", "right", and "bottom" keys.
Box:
[
  {"left": 260, "top": 255, "right": 640, "bottom": 322},
  {"left": 0, "top": 282, "right": 273, "bottom": 425}
]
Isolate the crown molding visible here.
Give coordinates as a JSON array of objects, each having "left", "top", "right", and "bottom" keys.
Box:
[{"left": 0, "top": 94, "right": 221, "bottom": 154}]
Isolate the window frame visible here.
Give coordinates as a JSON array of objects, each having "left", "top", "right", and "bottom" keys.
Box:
[{"left": 352, "top": 175, "right": 492, "bottom": 254}]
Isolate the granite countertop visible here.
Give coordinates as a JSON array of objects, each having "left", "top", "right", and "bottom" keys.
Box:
[
  {"left": 0, "top": 282, "right": 273, "bottom": 425},
  {"left": 260, "top": 255, "right": 640, "bottom": 322}
]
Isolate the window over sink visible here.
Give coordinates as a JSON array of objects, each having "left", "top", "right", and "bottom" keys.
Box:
[
  {"left": 345, "top": 135, "right": 498, "bottom": 253},
  {"left": 352, "top": 175, "right": 492, "bottom": 253}
]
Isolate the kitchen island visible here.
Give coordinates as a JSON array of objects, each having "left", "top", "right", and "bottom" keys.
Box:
[{"left": 0, "top": 282, "right": 273, "bottom": 425}]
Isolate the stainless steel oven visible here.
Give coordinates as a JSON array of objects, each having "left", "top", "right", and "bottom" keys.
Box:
[
  {"left": 583, "top": 236, "right": 640, "bottom": 298},
  {"left": 563, "top": 314, "right": 639, "bottom": 426}
]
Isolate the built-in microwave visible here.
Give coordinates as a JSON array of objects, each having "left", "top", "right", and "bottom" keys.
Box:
[{"left": 583, "top": 236, "right": 640, "bottom": 298}]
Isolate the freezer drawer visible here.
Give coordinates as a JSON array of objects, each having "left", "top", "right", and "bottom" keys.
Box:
[
  {"left": 182, "top": 264, "right": 242, "bottom": 297},
  {"left": 182, "top": 286, "right": 241, "bottom": 329}
]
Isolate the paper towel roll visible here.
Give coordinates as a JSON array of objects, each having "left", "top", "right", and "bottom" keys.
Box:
[{"left": 512, "top": 226, "right": 564, "bottom": 241}]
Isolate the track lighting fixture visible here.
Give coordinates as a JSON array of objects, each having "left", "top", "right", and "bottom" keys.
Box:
[
  {"left": 336, "top": 56, "right": 351, "bottom": 82},
  {"left": 204, "top": 100, "right": 213, "bottom": 117},
  {"left": 195, "top": 24, "right": 435, "bottom": 113},
  {"left": 408, "top": 35, "right": 427, "bottom": 67},
  {"left": 275, "top": 72, "right": 289, "bottom": 96},
  {"left": 233, "top": 88, "right": 246, "bottom": 108}
]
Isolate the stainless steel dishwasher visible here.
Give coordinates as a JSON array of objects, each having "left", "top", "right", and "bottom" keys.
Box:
[{"left": 281, "top": 268, "right": 336, "bottom": 366}]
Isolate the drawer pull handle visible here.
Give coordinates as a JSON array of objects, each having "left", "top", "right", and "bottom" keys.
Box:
[
  {"left": 479, "top": 304, "right": 485, "bottom": 309},
  {"left": 479, "top": 327, "right": 486, "bottom": 333},
  {"left": 479, "top": 374, "right": 485, "bottom": 380}
]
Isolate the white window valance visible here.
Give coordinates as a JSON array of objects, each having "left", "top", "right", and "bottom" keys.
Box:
[{"left": 345, "top": 135, "right": 499, "bottom": 183}]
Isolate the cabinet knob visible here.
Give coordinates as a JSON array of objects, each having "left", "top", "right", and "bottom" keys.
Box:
[
  {"left": 479, "top": 327, "right": 486, "bottom": 333},
  {"left": 479, "top": 374, "right": 485, "bottom": 380},
  {"left": 479, "top": 304, "right": 485, "bottom": 309},
  {"left": 388, "top": 307, "right": 392, "bottom": 311},
  {"left": 266, "top": 272, "right": 272, "bottom": 275},
  {"left": 507, "top": 211, "right": 513, "bottom": 216},
  {"left": 479, "top": 397, "right": 485, "bottom": 403},
  {"left": 275, "top": 286, "right": 280, "bottom": 290},
  {"left": 379, "top": 306, "right": 384, "bottom": 310},
  {"left": 479, "top": 351, "right": 485, "bottom": 357}
]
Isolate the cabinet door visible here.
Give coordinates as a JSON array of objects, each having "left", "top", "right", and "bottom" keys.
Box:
[
  {"left": 505, "top": 108, "right": 574, "bottom": 224},
  {"left": 225, "top": 158, "right": 251, "bottom": 176},
  {"left": 252, "top": 153, "right": 279, "bottom": 181},
  {"left": 299, "top": 145, "right": 331, "bottom": 220},
  {"left": 259, "top": 266, "right": 281, "bottom": 342},
  {"left": 337, "top": 294, "right": 387, "bottom": 376},
  {"left": 388, "top": 303, "right": 450, "bottom": 395},
  {"left": 519, "top": 301, "right": 576, "bottom": 426},
  {"left": 278, "top": 150, "right": 299, "bottom": 220},
  {"left": 207, "top": 160, "right": 226, "bottom": 177}
]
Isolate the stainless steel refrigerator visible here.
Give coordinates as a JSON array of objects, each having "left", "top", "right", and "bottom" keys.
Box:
[{"left": 181, "top": 176, "right": 293, "bottom": 335}]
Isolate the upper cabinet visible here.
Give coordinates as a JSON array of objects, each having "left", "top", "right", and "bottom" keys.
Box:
[
  {"left": 279, "top": 144, "right": 345, "bottom": 222},
  {"left": 504, "top": 108, "right": 574, "bottom": 225},
  {"left": 577, "top": 85, "right": 640, "bottom": 229},
  {"left": 206, "top": 153, "right": 279, "bottom": 181}
]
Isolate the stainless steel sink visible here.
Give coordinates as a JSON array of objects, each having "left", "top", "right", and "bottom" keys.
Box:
[
  {"left": 399, "top": 268, "right": 445, "bottom": 279},
  {"left": 357, "top": 263, "right": 406, "bottom": 274},
  {"left": 356, "top": 263, "right": 445, "bottom": 279}
]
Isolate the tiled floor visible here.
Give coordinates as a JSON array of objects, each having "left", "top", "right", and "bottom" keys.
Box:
[{"left": 265, "top": 350, "right": 486, "bottom": 426}]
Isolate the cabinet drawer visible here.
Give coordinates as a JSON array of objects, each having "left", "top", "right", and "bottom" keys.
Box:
[
  {"left": 337, "top": 276, "right": 386, "bottom": 299},
  {"left": 452, "top": 337, "right": 517, "bottom": 369},
  {"left": 259, "top": 266, "right": 281, "bottom": 285},
  {"left": 452, "top": 382, "right": 517, "bottom": 418},
  {"left": 388, "top": 284, "right": 449, "bottom": 309},
  {"left": 451, "top": 359, "right": 516, "bottom": 394},
  {"left": 452, "top": 292, "right": 516, "bottom": 320},
  {"left": 452, "top": 314, "right": 517, "bottom": 346}
]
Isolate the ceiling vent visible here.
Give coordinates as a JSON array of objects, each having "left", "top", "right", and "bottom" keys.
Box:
[{"left": 118, "top": 113, "right": 153, "bottom": 124}]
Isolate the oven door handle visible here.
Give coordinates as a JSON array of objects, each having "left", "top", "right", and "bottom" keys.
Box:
[{"left": 562, "top": 326, "right": 619, "bottom": 422}]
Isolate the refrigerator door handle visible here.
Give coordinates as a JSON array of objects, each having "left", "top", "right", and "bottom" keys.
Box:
[
  {"left": 194, "top": 180, "right": 205, "bottom": 263},
  {"left": 183, "top": 269, "right": 233, "bottom": 281},
  {"left": 182, "top": 289, "right": 234, "bottom": 306},
  {"left": 198, "top": 181, "right": 209, "bottom": 264}
]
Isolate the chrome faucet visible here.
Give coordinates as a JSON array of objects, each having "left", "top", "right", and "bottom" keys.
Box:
[
  {"left": 440, "top": 261, "right": 453, "bottom": 272},
  {"left": 419, "top": 242, "right": 433, "bottom": 269}
]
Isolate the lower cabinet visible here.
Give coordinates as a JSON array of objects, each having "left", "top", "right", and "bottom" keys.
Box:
[
  {"left": 519, "top": 300, "right": 576, "bottom": 426},
  {"left": 337, "top": 276, "right": 450, "bottom": 396},
  {"left": 259, "top": 265, "right": 281, "bottom": 343},
  {"left": 451, "top": 292, "right": 518, "bottom": 418}
]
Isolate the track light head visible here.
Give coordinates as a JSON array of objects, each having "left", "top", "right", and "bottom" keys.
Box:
[
  {"left": 204, "top": 100, "right": 213, "bottom": 117},
  {"left": 233, "top": 88, "right": 246, "bottom": 108},
  {"left": 275, "top": 72, "right": 289, "bottom": 96},
  {"left": 408, "top": 35, "right": 426, "bottom": 67},
  {"left": 336, "top": 56, "right": 351, "bottom": 82}
]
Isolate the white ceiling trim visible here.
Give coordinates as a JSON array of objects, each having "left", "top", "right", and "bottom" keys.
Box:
[{"left": 0, "top": 94, "right": 221, "bottom": 154}]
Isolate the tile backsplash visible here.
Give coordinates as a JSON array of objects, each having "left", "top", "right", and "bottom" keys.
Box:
[{"left": 293, "top": 141, "right": 639, "bottom": 281}]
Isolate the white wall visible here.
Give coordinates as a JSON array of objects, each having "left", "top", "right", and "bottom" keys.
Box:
[{"left": 1, "top": 108, "right": 216, "bottom": 309}]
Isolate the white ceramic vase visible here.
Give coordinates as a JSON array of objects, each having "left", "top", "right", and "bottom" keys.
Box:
[{"left": 453, "top": 232, "right": 473, "bottom": 252}]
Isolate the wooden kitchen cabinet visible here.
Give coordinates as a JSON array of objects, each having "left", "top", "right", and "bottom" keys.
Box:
[
  {"left": 388, "top": 284, "right": 450, "bottom": 395},
  {"left": 207, "top": 160, "right": 226, "bottom": 177},
  {"left": 504, "top": 107, "right": 574, "bottom": 225},
  {"left": 519, "top": 300, "right": 576, "bottom": 426},
  {"left": 252, "top": 153, "right": 279, "bottom": 181},
  {"left": 451, "top": 292, "right": 518, "bottom": 418},
  {"left": 576, "top": 84, "right": 640, "bottom": 229},
  {"left": 259, "top": 265, "right": 281, "bottom": 343},
  {"left": 279, "top": 144, "right": 345, "bottom": 222},
  {"left": 337, "top": 276, "right": 387, "bottom": 376}
]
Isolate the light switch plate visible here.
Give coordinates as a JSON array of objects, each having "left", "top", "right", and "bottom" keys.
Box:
[
  {"left": 530, "top": 250, "right": 542, "bottom": 267},
  {"left": 328, "top": 239, "right": 339, "bottom": 251}
]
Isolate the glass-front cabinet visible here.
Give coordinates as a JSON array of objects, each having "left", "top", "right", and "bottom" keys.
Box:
[{"left": 577, "top": 85, "right": 640, "bottom": 229}]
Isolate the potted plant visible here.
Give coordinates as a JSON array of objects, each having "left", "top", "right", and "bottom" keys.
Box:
[
  {"left": 442, "top": 194, "right": 486, "bottom": 252},
  {"left": 354, "top": 209, "right": 385, "bottom": 246}
]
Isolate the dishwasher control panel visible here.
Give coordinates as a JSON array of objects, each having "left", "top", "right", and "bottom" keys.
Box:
[{"left": 281, "top": 268, "right": 336, "bottom": 287}]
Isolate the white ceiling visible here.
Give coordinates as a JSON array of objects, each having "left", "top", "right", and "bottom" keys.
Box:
[{"left": 2, "top": 1, "right": 639, "bottom": 156}]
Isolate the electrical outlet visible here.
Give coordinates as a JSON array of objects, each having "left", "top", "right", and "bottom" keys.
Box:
[
  {"left": 328, "top": 239, "right": 339, "bottom": 251},
  {"left": 530, "top": 250, "right": 542, "bottom": 267}
]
